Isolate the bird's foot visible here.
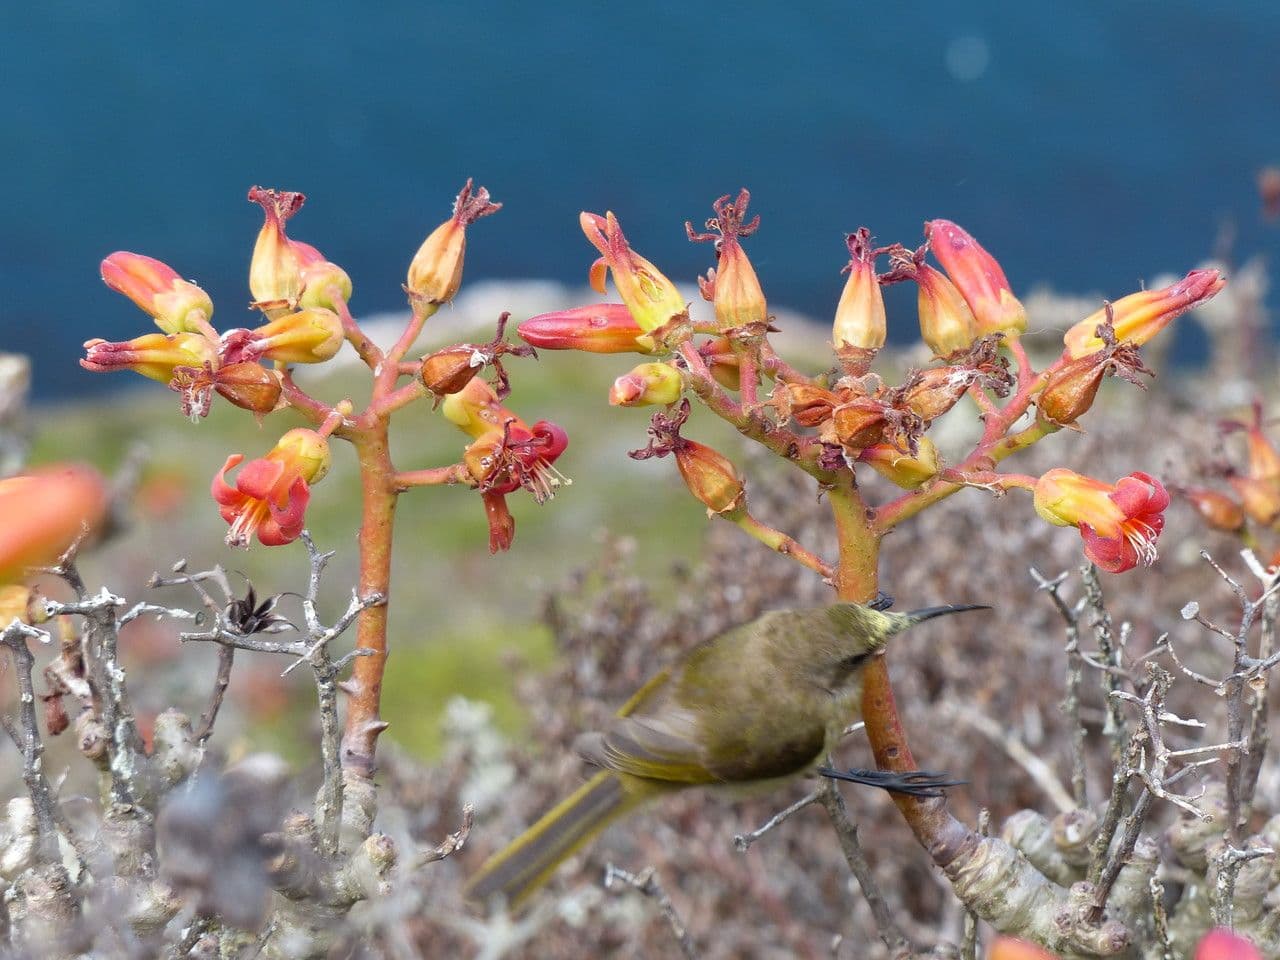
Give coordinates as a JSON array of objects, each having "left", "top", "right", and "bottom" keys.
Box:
[
  {"left": 868, "top": 592, "right": 895, "bottom": 612},
  {"left": 818, "top": 766, "right": 965, "bottom": 798}
]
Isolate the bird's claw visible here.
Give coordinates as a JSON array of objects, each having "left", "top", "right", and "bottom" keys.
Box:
[{"left": 817, "top": 766, "right": 966, "bottom": 798}]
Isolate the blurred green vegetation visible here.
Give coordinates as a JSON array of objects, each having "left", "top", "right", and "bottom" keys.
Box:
[{"left": 34, "top": 346, "right": 753, "bottom": 757}]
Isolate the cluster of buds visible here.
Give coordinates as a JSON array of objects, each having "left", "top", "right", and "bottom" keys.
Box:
[
  {"left": 84, "top": 181, "right": 541, "bottom": 552},
  {"left": 83, "top": 189, "right": 355, "bottom": 419},
  {"left": 513, "top": 189, "right": 1224, "bottom": 574},
  {"left": 1177, "top": 401, "right": 1280, "bottom": 564}
]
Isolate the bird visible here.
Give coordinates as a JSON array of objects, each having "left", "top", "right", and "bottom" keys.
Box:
[{"left": 466, "top": 599, "right": 988, "bottom": 908}]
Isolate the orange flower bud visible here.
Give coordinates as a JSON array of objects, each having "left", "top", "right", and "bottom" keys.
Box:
[
  {"left": 213, "top": 362, "right": 283, "bottom": 414},
  {"left": 858, "top": 438, "right": 939, "bottom": 489},
  {"left": 675, "top": 440, "right": 744, "bottom": 514},
  {"left": 687, "top": 190, "right": 765, "bottom": 331},
  {"left": 580, "top": 211, "right": 686, "bottom": 333},
  {"left": 609, "top": 362, "right": 682, "bottom": 407},
  {"left": 1225, "top": 401, "right": 1280, "bottom": 482},
  {"left": 517, "top": 304, "right": 653, "bottom": 354},
  {"left": 247, "top": 187, "right": 306, "bottom": 319},
  {"left": 1227, "top": 475, "right": 1280, "bottom": 527},
  {"left": 1033, "top": 468, "right": 1168, "bottom": 572},
  {"left": 407, "top": 179, "right": 500, "bottom": 306},
  {"left": 247, "top": 308, "right": 344, "bottom": 364},
  {"left": 100, "top": 252, "right": 214, "bottom": 335},
  {"left": 1181, "top": 487, "right": 1246, "bottom": 533},
  {"left": 81, "top": 332, "right": 217, "bottom": 383},
  {"left": 1062, "top": 269, "right": 1225, "bottom": 359},
  {"left": 988, "top": 938, "right": 1060, "bottom": 960},
  {"left": 832, "top": 228, "right": 886, "bottom": 349},
  {"left": 915, "top": 263, "right": 978, "bottom": 357},
  {"left": 0, "top": 464, "right": 109, "bottom": 583},
  {"left": 926, "top": 220, "right": 1026, "bottom": 337}
]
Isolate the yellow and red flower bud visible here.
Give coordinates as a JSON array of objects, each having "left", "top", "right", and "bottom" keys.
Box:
[
  {"left": 710, "top": 237, "right": 766, "bottom": 332},
  {"left": 81, "top": 332, "right": 217, "bottom": 383},
  {"left": 247, "top": 187, "right": 306, "bottom": 319},
  {"left": 686, "top": 190, "right": 766, "bottom": 331},
  {"left": 610, "top": 362, "right": 682, "bottom": 407},
  {"left": 1181, "top": 487, "right": 1246, "bottom": 533},
  {"left": 1063, "top": 269, "right": 1226, "bottom": 359},
  {"left": 1194, "top": 928, "right": 1262, "bottom": 960},
  {"left": 833, "top": 229, "right": 886, "bottom": 350},
  {"left": 915, "top": 263, "right": 978, "bottom": 358},
  {"left": 0, "top": 464, "right": 109, "bottom": 584},
  {"left": 247, "top": 308, "right": 344, "bottom": 364},
  {"left": 213, "top": 361, "right": 282, "bottom": 415},
  {"left": 211, "top": 428, "right": 331, "bottom": 547},
  {"left": 675, "top": 441, "right": 744, "bottom": 514},
  {"left": 1033, "top": 468, "right": 1168, "bottom": 573},
  {"left": 925, "top": 220, "right": 1026, "bottom": 337},
  {"left": 407, "top": 179, "right": 501, "bottom": 306},
  {"left": 858, "top": 438, "right": 939, "bottom": 489},
  {"left": 580, "top": 211, "right": 686, "bottom": 333},
  {"left": 517, "top": 304, "right": 652, "bottom": 354},
  {"left": 100, "top": 252, "right": 214, "bottom": 336}
]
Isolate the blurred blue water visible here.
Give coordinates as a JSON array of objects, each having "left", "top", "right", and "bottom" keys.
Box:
[{"left": 2, "top": 1, "right": 1277, "bottom": 400}]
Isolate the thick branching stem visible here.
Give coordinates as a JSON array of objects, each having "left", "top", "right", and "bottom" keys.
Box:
[{"left": 340, "top": 426, "right": 397, "bottom": 777}]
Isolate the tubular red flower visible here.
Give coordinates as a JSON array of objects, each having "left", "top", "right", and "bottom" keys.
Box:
[
  {"left": 1033, "top": 469, "right": 1169, "bottom": 573},
  {"left": 211, "top": 428, "right": 330, "bottom": 547},
  {"left": 517, "top": 304, "right": 652, "bottom": 353}
]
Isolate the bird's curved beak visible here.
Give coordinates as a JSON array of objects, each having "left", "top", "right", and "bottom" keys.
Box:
[{"left": 904, "top": 603, "right": 991, "bottom": 626}]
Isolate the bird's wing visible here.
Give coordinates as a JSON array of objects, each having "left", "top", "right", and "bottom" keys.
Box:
[{"left": 592, "top": 713, "right": 721, "bottom": 784}]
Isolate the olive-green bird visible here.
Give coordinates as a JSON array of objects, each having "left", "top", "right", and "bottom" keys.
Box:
[{"left": 467, "top": 600, "right": 987, "bottom": 908}]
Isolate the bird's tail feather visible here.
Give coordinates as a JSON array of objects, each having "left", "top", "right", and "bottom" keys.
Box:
[{"left": 466, "top": 771, "right": 650, "bottom": 909}]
